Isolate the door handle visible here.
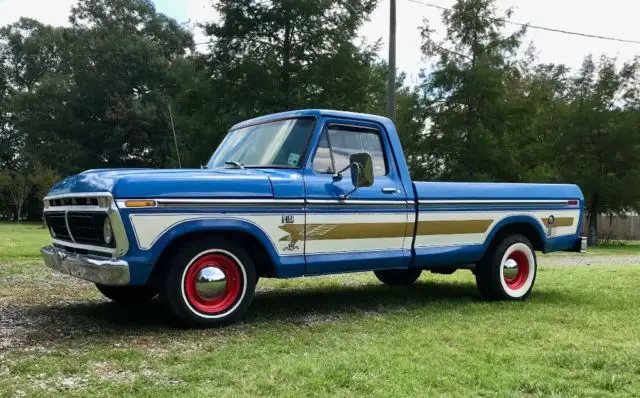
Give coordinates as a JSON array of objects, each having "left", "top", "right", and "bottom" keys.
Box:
[{"left": 382, "top": 187, "right": 399, "bottom": 194}]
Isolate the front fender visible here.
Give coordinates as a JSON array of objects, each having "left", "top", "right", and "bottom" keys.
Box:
[
  {"left": 152, "top": 218, "right": 282, "bottom": 261},
  {"left": 121, "top": 216, "right": 305, "bottom": 285}
]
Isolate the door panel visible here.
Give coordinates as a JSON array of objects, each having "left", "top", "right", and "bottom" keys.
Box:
[{"left": 302, "top": 118, "right": 412, "bottom": 274}]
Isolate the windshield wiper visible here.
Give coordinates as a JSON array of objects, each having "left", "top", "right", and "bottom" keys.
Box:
[{"left": 224, "top": 161, "right": 245, "bottom": 169}]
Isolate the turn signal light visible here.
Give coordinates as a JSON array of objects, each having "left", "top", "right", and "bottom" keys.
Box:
[
  {"left": 567, "top": 200, "right": 579, "bottom": 206},
  {"left": 124, "top": 200, "right": 157, "bottom": 208}
]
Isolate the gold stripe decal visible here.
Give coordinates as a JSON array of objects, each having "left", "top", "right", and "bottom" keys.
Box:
[
  {"left": 279, "top": 223, "right": 408, "bottom": 243},
  {"left": 416, "top": 220, "right": 493, "bottom": 236},
  {"left": 541, "top": 217, "right": 574, "bottom": 227},
  {"left": 279, "top": 220, "right": 493, "bottom": 242}
]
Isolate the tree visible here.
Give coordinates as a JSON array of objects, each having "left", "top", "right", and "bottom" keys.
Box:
[
  {"left": 29, "top": 165, "right": 60, "bottom": 224},
  {"left": 419, "top": 0, "right": 528, "bottom": 182},
  {"left": 556, "top": 55, "right": 640, "bottom": 244},
  {"left": 8, "top": 173, "right": 31, "bottom": 222},
  {"left": 0, "top": 171, "right": 11, "bottom": 218},
  {"left": 2, "top": 1, "right": 195, "bottom": 175},
  {"left": 0, "top": 18, "right": 65, "bottom": 173},
  {"left": 203, "top": 0, "right": 378, "bottom": 116}
]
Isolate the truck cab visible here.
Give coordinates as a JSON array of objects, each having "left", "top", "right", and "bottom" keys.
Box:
[{"left": 41, "top": 109, "right": 586, "bottom": 327}]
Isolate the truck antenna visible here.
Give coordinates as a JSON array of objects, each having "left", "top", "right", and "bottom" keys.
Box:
[{"left": 168, "top": 102, "right": 182, "bottom": 168}]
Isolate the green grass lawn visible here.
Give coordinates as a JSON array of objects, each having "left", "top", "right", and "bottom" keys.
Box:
[
  {"left": 1, "top": 223, "right": 640, "bottom": 397},
  {"left": 0, "top": 222, "right": 51, "bottom": 261},
  {"left": 587, "top": 240, "right": 640, "bottom": 255}
]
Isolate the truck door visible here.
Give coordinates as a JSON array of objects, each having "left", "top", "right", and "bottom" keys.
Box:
[{"left": 302, "top": 118, "right": 412, "bottom": 275}]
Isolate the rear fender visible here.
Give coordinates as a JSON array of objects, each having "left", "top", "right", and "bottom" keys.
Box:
[{"left": 483, "top": 215, "right": 547, "bottom": 252}]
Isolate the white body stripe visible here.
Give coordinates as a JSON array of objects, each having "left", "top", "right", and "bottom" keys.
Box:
[
  {"left": 129, "top": 213, "right": 304, "bottom": 254},
  {"left": 414, "top": 209, "right": 580, "bottom": 248},
  {"left": 128, "top": 208, "right": 580, "bottom": 255}
]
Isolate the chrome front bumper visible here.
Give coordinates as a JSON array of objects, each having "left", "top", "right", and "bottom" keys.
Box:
[{"left": 41, "top": 246, "right": 130, "bottom": 286}]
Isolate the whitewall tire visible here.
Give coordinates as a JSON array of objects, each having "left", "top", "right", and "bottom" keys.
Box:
[{"left": 476, "top": 234, "right": 537, "bottom": 301}]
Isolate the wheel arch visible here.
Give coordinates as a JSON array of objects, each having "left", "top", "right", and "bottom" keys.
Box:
[
  {"left": 483, "top": 216, "right": 546, "bottom": 256},
  {"left": 147, "top": 219, "right": 283, "bottom": 285}
]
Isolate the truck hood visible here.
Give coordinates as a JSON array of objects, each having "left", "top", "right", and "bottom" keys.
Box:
[{"left": 47, "top": 168, "right": 288, "bottom": 199}]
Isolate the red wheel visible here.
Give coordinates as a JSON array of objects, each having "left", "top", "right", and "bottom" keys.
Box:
[
  {"left": 161, "top": 238, "right": 256, "bottom": 327},
  {"left": 182, "top": 253, "right": 244, "bottom": 315},
  {"left": 502, "top": 250, "right": 530, "bottom": 290}
]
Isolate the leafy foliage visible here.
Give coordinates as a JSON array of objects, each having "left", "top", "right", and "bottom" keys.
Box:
[
  {"left": 418, "top": 0, "right": 640, "bottom": 241},
  {"left": 420, "top": 0, "right": 527, "bottom": 181},
  {"left": 0, "top": 0, "right": 639, "bottom": 243},
  {"left": 2, "top": 0, "right": 194, "bottom": 175},
  {"left": 556, "top": 56, "right": 640, "bottom": 243}
]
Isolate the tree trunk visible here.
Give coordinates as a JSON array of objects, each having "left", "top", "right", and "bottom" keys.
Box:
[
  {"left": 587, "top": 194, "right": 599, "bottom": 246},
  {"left": 16, "top": 202, "right": 22, "bottom": 224}
]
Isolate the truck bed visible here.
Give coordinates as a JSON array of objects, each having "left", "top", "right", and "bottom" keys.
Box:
[
  {"left": 413, "top": 182, "right": 584, "bottom": 201},
  {"left": 411, "top": 182, "right": 584, "bottom": 268}
]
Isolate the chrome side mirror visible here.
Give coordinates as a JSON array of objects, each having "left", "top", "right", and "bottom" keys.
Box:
[
  {"left": 349, "top": 152, "right": 374, "bottom": 188},
  {"left": 337, "top": 152, "right": 374, "bottom": 199}
]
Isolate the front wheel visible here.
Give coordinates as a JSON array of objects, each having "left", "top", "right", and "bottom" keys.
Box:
[
  {"left": 374, "top": 268, "right": 422, "bottom": 285},
  {"left": 160, "top": 237, "right": 256, "bottom": 328},
  {"left": 475, "top": 234, "right": 537, "bottom": 300}
]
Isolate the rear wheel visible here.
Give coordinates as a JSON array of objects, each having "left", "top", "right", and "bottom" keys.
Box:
[
  {"left": 160, "top": 237, "right": 256, "bottom": 328},
  {"left": 475, "top": 234, "right": 537, "bottom": 300},
  {"left": 374, "top": 268, "right": 422, "bottom": 285},
  {"left": 95, "top": 284, "right": 157, "bottom": 304}
]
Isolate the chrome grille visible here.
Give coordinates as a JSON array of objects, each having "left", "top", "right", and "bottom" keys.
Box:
[
  {"left": 68, "top": 212, "right": 110, "bottom": 246},
  {"left": 43, "top": 193, "right": 128, "bottom": 257},
  {"left": 48, "top": 197, "right": 100, "bottom": 207},
  {"left": 44, "top": 211, "right": 112, "bottom": 248},
  {"left": 44, "top": 212, "right": 72, "bottom": 240}
]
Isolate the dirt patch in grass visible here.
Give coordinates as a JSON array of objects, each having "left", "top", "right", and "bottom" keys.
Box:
[
  {"left": 539, "top": 253, "right": 640, "bottom": 266},
  {"left": 1, "top": 269, "right": 486, "bottom": 350}
]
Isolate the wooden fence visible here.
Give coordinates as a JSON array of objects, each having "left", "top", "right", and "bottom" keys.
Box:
[{"left": 581, "top": 214, "right": 640, "bottom": 240}]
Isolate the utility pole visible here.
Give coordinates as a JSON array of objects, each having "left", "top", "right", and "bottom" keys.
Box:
[{"left": 387, "top": 0, "right": 397, "bottom": 123}]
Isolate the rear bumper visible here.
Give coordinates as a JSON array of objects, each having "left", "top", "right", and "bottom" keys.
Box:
[
  {"left": 572, "top": 236, "right": 588, "bottom": 253},
  {"left": 41, "top": 246, "right": 130, "bottom": 286}
]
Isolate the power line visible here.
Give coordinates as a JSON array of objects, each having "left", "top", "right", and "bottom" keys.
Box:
[{"left": 405, "top": 0, "right": 640, "bottom": 45}]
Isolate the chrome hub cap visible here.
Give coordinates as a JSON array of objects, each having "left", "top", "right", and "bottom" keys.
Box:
[
  {"left": 502, "top": 249, "right": 531, "bottom": 290},
  {"left": 503, "top": 258, "right": 519, "bottom": 280},
  {"left": 195, "top": 266, "right": 227, "bottom": 300}
]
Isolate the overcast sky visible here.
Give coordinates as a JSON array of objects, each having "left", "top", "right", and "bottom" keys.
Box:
[{"left": 1, "top": 0, "right": 638, "bottom": 85}]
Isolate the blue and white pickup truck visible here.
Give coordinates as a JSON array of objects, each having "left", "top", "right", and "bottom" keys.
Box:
[{"left": 41, "top": 109, "right": 586, "bottom": 327}]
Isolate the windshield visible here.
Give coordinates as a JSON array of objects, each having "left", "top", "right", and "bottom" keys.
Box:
[{"left": 208, "top": 118, "right": 315, "bottom": 168}]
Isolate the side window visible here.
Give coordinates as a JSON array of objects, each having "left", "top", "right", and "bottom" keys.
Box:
[
  {"left": 313, "top": 126, "right": 387, "bottom": 176},
  {"left": 312, "top": 130, "right": 334, "bottom": 174}
]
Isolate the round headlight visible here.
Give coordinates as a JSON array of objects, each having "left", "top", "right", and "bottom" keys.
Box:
[{"left": 103, "top": 217, "right": 113, "bottom": 245}]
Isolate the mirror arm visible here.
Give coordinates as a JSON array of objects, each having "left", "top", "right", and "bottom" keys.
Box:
[
  {"left": 340, "top": 162, "right": 362, "bottom": 199},
  {"left": 332, "top": 164, "right": 352, "bottom": 181}
]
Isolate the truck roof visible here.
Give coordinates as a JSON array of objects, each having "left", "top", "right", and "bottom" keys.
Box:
[{"left": 230, "top": 109, "right": 393, "bottom": 130}]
